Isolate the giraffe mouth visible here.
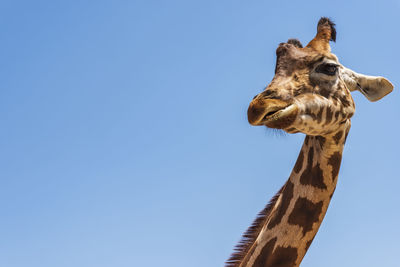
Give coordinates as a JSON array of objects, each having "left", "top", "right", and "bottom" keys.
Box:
[
  {"left": 262, "top": 104, "right": 298, "bottom": 128},
  {"left": 262, "top": 104, "right": 297, "bottom": 122}
]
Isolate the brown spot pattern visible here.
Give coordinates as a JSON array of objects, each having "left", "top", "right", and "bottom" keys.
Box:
[
  {"left": 325, "top": 108, "right": 333, "bottom": 124},
  {"left": 328, "top": 152, "right": 342, "bottom": 181},
  {"left": 315, "top": 136, "right": 326, "bottom": 149},
  {"left": 305, "top": 136, "right": 310, "bottom": 146},
  {"left": 299, "top": 147, "right": 327, "bottom": 189},
  {"left": 268, "top": 181, "right": 294, "bottom": 229},
  {"left": 253, "top": 237, "right": 298, "bottom": 267},
  {"left": 340, "top": 94, "right": 351, "bottom": 108},
  {"left": 333, "top": 130, "right": 343, "bottom": 144},
  {"left": 334, "top": 111, "right": 340, "bottom": 122},
  {"left": 288, "top": 197, "right": 323, "bottom": 236},
  {"left": 293, "top": 150, "right": 304, "bottom": 173},
  {"left": 344, "top": 127, "right": 350, "bottom": 143},
  {"left": 305, "top": 236, "right": 315, "bottom": 251}
]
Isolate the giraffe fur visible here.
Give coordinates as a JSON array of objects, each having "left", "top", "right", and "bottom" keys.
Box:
[{"left": 226, "top": 17, "right": 393, "bottom": 267}]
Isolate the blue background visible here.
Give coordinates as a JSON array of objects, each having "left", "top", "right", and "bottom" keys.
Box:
[{"left": 1, "top": 1, "right": 399, "bottom": 266}]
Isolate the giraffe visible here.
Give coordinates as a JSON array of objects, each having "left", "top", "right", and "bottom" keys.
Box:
[{"left": 226, "top": 17, "right": 393, "bottom": 267}]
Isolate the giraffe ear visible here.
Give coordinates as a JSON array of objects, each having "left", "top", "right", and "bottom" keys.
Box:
[{"left": 341, "top": 66, "right": 394, "bottom": 102}]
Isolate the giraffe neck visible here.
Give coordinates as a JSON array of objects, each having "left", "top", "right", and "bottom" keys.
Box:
[{"left": 236, "top": 124, "right": 350, "bottom": 267}]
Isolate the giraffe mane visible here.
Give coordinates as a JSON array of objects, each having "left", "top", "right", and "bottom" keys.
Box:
[{"left": 225, "top": 184, "right": 285, "bottom": 267}]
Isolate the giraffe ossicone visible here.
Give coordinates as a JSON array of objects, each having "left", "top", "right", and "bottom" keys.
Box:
[{"left": 226, "top": 17, "right": 393, "bottom": 267}]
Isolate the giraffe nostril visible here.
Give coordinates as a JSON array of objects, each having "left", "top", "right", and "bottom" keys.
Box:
[{"left": 260, "top": 89, "right": 282, "bottom": 100}]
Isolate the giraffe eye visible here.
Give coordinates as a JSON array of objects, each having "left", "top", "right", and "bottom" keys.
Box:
[{"left": 315, "top": 63, "right": 338, "bottom": 76}]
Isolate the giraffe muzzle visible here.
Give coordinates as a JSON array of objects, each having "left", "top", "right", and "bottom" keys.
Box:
[
  {"left": 248, "top": 98, "right": 298, "bottom": 128},
  {"left": 262, "top": 104, "right": 297, "bottom": 123}
]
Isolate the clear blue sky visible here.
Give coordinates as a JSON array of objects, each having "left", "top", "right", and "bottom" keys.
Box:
[{"left": 1, "top": 1, "right": 399, "bottom": 266}]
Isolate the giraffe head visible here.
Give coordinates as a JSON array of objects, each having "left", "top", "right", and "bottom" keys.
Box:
[{"left": 248, "top": 18, "right": 393, "bottom": 136}]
